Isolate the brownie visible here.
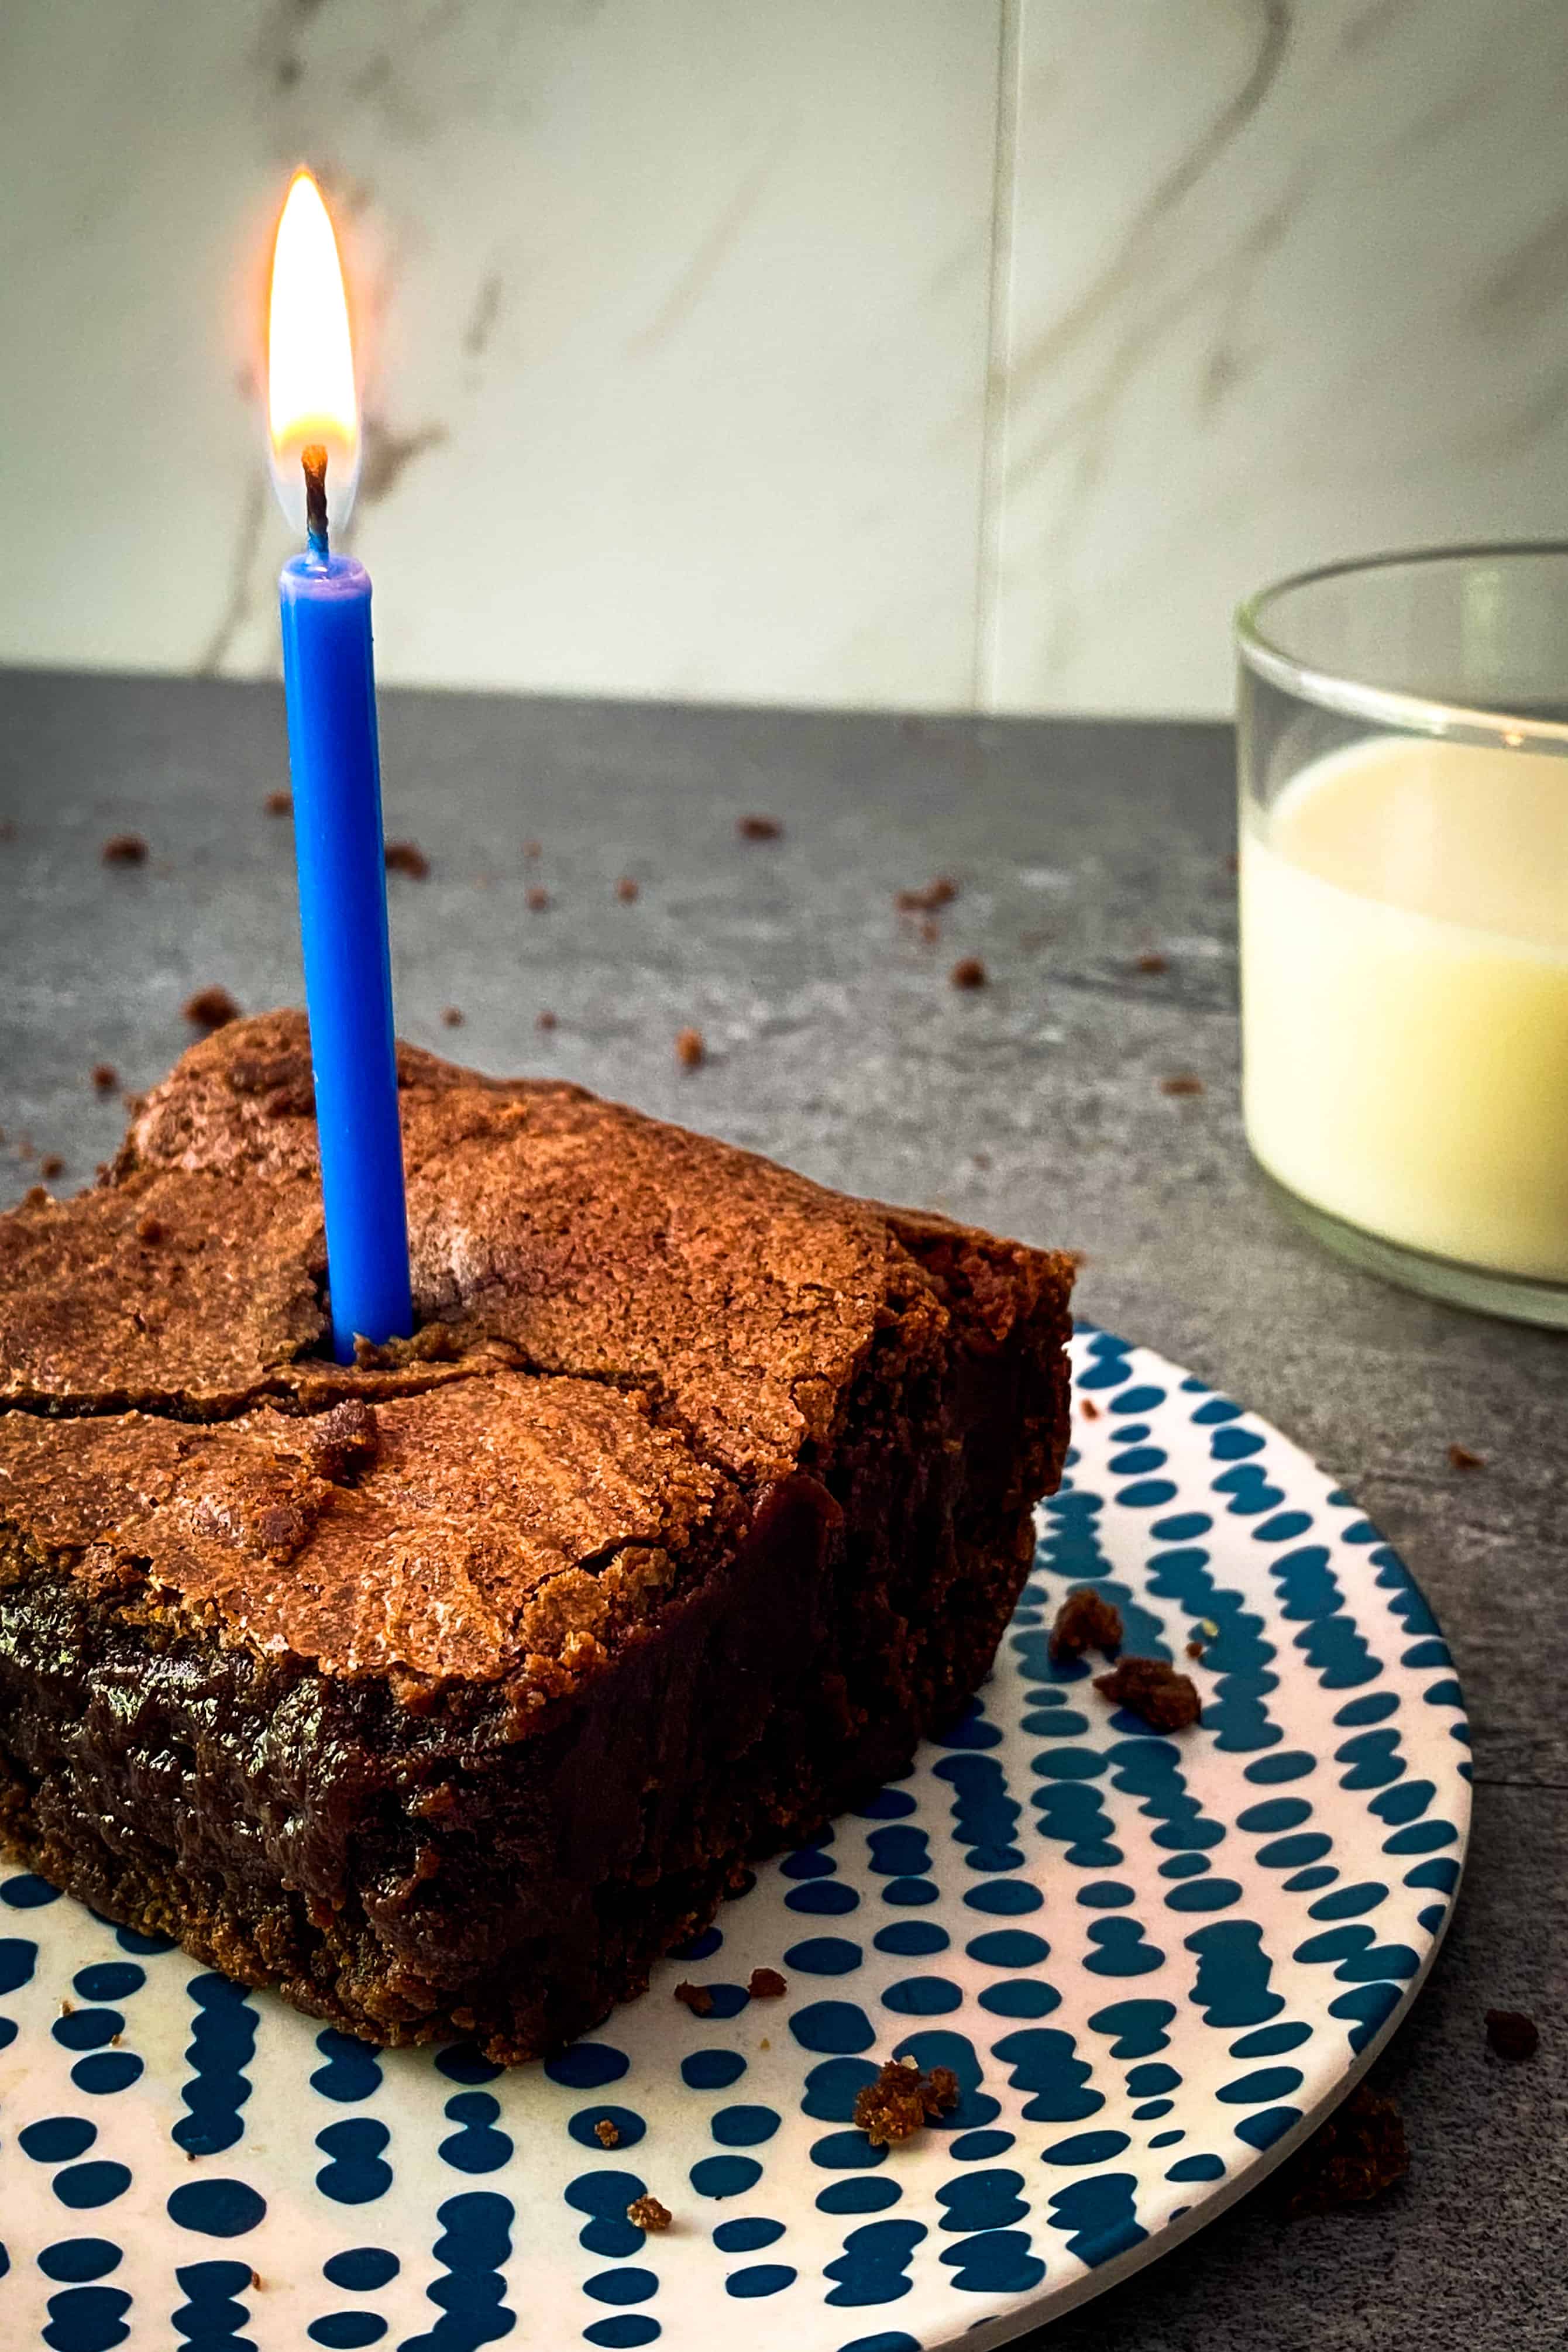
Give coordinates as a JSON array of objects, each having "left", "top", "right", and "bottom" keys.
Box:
[{"left": 0, "top": 1012, "right": 1073, "bottom": 2061}]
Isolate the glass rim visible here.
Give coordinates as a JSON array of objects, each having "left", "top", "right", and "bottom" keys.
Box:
[{"left": 1235, "top": 539, "right": 1568, "bottom": 749}]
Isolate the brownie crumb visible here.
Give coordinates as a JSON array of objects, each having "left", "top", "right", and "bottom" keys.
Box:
[
  {"left": 852, "top": 2057, "right": 960, "bottom": 2147},
  {"left": 675, "top": 1027, "right": 705, "bottom": 1070},
  {"left": 526, "top": 885, "right": 551, "bottom": 912},
  {"left": 594, "top": 2117, "right": 622, "bottom": 2148},
  {"left": 673, "top": 1979, "right": 714, "bottom": 2016},
  {"left": 1448, "top": 1442, "right": 1487, "bottom": 1472},
  {"left": 1135, "top": 951, "right": 1169, "bottom": 974},
  {"left": 102, "top": 833, "right": 148, "bottom": 866},
  {"left": 303, "top": 1399, "right": 379, "bottom": 1486},
  {"left": 23, "top": 1185, "right": 48, "bottom": 1208},
  {"left": 1161, "top": 1072, "right": 1204, "bottom": 1097},
  {"left": 136, "top": 1214, "right": 166, "bottom": 1245},
  {"left": 1225, "top": 850, "right": 1240, "bottom": 875},
  {"left": 919, "top": 915, "right": 941, "bottom": 944},
  {"left": 1050, "top": 1586, "right": 1123, "bottom": 1664},
  {"left": 627, "top": 2194, "right": 672, "bottom": 2233},
  {"left": 39, "top": 1154, "right": 64, "bottom": 1179},
  {"left": 91, "top": 1063, "right": 118, "bottom": 1092},
  {"left": 1486, "top": 2007, "right": 1539, "bottom": 2061},
  {"left": 748, "top": 1967, "right": 788, "bottom": 2000},
  {"left": 184, "top": 986, "right": 241, "bottom": 1032},
  {"left": 523, "top": 838, "right": 542, "bottom": 861},
  {"left": 1186, "top": 1639, "right": 1206, "bottom": 1660},
  {"left": 896, "top": 876, "right": 958, "bottom": 913},
  {"left": 264, "top": 790, "right": 292, "bottom": 817},
  {"left": 1282, "top": 2084, "right": 1408, "bottom": 2215},
  {"left": 738, "top": 814, "right": 782, "bottom": 841},
  {"left": 536, "top": 1009, "right": 558, "bottom": 1032},
  {"left": 352, "top": 1324, "right": 460, "bottom": 1371},
  {"left": 615, "top": 876, "right": 639, "bottom": 902},
  {"left": 250, "top": 2271, "right": 264, "bottom": 2292},
  {"left": 950, "top": 955, "right": 988, "bottom": 991},
  {"left": 385, "top": 841, "right": 430, "bottom": 879},
  {"left": 441, "top": 1006, "right": 465, "bottom": 1028},
  {"left": 1080, "top": 1397, "right": 1101, "bottom": 1420},
  {"left": 1095, "top": 1654, "right": 1202, "bottom": 1731}
]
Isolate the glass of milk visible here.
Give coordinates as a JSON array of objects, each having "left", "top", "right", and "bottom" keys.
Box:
[{"left": 1237, "top": 544, "right": 1568, "bottom": 1327}]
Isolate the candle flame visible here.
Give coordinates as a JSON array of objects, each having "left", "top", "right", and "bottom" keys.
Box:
[{"left": 267, "top": 169, "right": 360, "bottom": 537}]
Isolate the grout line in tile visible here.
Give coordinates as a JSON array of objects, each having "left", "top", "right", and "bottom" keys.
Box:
[{"left": 971, "top": 0, "right": 1023, "bottom": 714}]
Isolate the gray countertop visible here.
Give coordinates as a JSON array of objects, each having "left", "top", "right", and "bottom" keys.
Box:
[{"left": 0, "top": 669, "right": 1562, "bottom": 2350}]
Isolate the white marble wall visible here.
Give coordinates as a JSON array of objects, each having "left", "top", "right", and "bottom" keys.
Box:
[{"left": 2, "top": 0, "right": 1566, "bottom": 715}]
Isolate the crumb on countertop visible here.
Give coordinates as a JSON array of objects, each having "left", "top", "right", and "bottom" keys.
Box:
[
  {"left": 748, "top": 1967, "right": 788, "bottom": 1999},
  {"left": 1049, "top": 1586, "right": 1123, "bottom": 1664},
  {"left": 535, "top": 1008, "right": 558, "bottom": 1031},
  {"left": 852, "top": 2057, "right": 960, "bottom": 2147},
  {"left": 1094, "top": 1654, "right": 1202, "bottom": 1731},
  {"left": 385, "top": 841, "right": 430, "bottom": 879},
  {"left": 1448, "top": 1442, "right": 1487, "bottom": 1471},
  {"left": 91, "top": 1063, "right": 118, "bottom": 1092},
  {"left": 526, "top": 884, "right": 551, "bottom": 912},
  {"left": 184, "top": 985, "right": 241, "bottom": 1032},
  {"left": 950, "top": 955, "right": 987, "bottom": 991},
  {"left": 615, "top": 876, "right": 639, "bottom": 902},
  {"left": 676, "top": 1027, "right": 705, "bottom": 1070},
  {"left": 1281, "top": 2084, "right": 1408, "bottom": 2215},
  {"left": 1485, "top": 2008, "right": 1539, "bottom": 2061},
  {"left": 264, "top": 790, "right": 291, "bottom": 817},
  {"left": 896, "top": 876, "right": 958, "bottom": 913},
  {"left": 39, "top": 1154, "right": 64, "bottom": 1180},
  {"left": 523, "top": 838, "right": 542, "bottom": 860},
  {"left": 441, "top": 1006, "right": 465, "bottom": 1028},
  {"left": 102, "top": 833, "right": 148, "bottom": 866},
  {"left": 737, "top": 814, "right": 782, "bottom": 841},
  {"left": 594, "top": 2117, "right": 621, "bottom": 2148},
  {"left": 1161, "top": 1072, "right": 1205, "bottom": 1097},
  {"left": 626, "top": 2194, "right": 672, "bottom": 2233},
  {"left": 673, "top": 1979, "right": 714, "bottom": 2016},
  {"left": 1135, "top": 951, "right": 1169, "bottom": 974}
]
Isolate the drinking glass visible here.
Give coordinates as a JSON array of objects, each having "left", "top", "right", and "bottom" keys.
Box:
[{"left": 1236, "top": 543, "right": 1568, "bottom": 1327}]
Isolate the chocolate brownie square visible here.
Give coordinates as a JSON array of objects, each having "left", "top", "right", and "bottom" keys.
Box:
[{"left": 0, "top": 1013, "right": 1072, "bottom": 2059}]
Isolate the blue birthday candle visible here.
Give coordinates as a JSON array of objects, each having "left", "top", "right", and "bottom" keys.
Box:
[{"left": 270, "top": 170, "right": 411, "bottom": 1360}]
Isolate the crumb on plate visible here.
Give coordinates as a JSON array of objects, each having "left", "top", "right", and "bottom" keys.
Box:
[
  {"left": 1050, "top": 1586, "right": 1123, "bottom": 1664},
  {"left": 1094, "top": 1654, "right": 1202, "bottom": 1731},
  {"left": 852, "top": 2057, "right": 960, "bottom": 2147}
]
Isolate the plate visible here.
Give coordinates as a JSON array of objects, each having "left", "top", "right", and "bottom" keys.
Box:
[{"left": 0, "top": 1329, "right": 1470, "bottom": 2351}]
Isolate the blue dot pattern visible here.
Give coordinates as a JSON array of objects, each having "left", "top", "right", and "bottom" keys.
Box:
[{"left": 0, "top": 1330, "right": 1468, "bottom": 2350}]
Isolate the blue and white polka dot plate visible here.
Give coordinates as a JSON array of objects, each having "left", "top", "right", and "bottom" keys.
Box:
[{"left": 0, "top": 1329, "right": 1470, "bottom": 2351}]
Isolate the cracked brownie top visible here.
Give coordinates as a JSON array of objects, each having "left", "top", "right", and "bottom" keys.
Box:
[{"left": 0, "top": 1012, "right": 1072, "bottom": 1700}]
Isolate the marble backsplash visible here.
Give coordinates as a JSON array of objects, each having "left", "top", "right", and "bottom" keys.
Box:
[{"left": 2, "top": 0, "right": 1564, "bottom": 716}]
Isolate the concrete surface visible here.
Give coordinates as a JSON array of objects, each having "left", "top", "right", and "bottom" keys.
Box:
[{"left": 0, "top": 669, "right": 1562, "bottom": 2349}]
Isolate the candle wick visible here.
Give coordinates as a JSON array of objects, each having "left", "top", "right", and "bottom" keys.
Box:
[{"left": 302, "top": 445, "right": 329, "bottom": 558}]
